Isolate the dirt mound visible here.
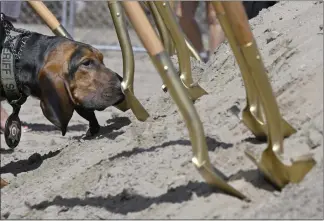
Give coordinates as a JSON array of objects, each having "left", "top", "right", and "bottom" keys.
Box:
[{"left": 1, "top": 1, "right": 323, "bottom": 219}]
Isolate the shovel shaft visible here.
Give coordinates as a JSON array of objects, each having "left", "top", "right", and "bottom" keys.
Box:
[
  {"left": 27, "top": 1, "right": 60, "bottom": 30},
  {"left": 222, "top": 1, "right": 253, "bottom": 46},
  {"left": 122, "top": 1, "right": 164, "bottom": 56}
]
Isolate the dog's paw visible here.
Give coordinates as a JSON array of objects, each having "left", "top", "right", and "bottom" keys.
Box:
[{"left": 85, "top": 125, "right": 100, "bottom": 137}]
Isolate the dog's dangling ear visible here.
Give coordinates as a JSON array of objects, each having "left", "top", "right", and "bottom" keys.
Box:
[{"left": 39, "top": 62, "right": 74, "bottom": 136}]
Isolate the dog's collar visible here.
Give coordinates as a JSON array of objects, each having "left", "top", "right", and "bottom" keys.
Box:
[{"left": 0, "top": 13, "right": 31, "bottom": 106}]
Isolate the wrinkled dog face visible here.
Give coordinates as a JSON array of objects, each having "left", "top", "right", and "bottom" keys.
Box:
[{"left": 67, "top": 44, "right": 125, "bottom": 110}]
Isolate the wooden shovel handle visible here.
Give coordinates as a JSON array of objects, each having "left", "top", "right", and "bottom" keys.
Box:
[
  {"left": 221, "top": 1, "right": 253, "bottom": 45},
  {"left": 212, "top": 1, "right": 225, "bottom": 15},
  {"left": 27, "top": 1, "right": 60, "bottom": 30},
  {"left": 122, "top": 1, "right": 164, "bottom": 56}
]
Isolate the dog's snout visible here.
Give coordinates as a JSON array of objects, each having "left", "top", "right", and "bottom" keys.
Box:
[
  {"left": 75, "top": 68, "right": 125, "bottom": 110},
  {"left": 115, "top": 73, "right": 123, "bottom": 82},
  {"left": 111, "top": 73, "right": 123, "bottom": 93}
]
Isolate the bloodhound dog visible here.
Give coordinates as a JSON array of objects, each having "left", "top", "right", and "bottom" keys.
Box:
[
  {"left": 1, "top": 17, "right": 125, "bottom": 138},
  {"left": 1, "top": 15, "right": 125, "bottom": 188}
]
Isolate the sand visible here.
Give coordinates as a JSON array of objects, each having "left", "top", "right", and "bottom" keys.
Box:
[{"left": 1, "top": 1, "right": 323, "bottom": 219}]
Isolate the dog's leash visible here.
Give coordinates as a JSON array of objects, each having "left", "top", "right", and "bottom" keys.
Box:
[{"left": 1, "top": 13, "right": 31, "bottom": 148}]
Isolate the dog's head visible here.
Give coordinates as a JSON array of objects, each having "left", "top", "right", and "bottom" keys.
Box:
[
  {"left": 38, "top": 39, "right": 125, "bottom": 135},
  {"left": 66, "top": 42, "right": 125, "bottom": 110}
]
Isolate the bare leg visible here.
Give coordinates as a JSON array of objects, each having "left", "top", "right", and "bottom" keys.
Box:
[
  {"left": 0, "top": 104, "right": 9, "bottom": 132},
  {"left": 176, "top": 2, "right": 204, "bottom": 54},
  {"left": 206, "top": 2, "right": 225, "bottom": 53}
]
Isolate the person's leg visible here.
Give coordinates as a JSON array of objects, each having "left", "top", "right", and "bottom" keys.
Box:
[
  {"left": 206, "top": 2, "right": 225, "bottom": 53},
  {"left": 176, "top": 1, "right": 205, "bottom": 54}
]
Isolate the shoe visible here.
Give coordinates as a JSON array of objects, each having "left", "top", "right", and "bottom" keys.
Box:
[{"left": 199, "top": 51, "right": 209, "bottom": 63}]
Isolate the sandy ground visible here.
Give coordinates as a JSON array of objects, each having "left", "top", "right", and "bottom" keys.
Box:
[{"left": 1, "top": 1, "right": 323, "bottom": 219}]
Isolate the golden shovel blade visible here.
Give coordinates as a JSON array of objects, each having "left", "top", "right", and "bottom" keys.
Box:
[
  {"left": 245, "top": 147, "right": 316, "bottom": 189},
  {"left": 242, "top": 105, "right": 297, "bottom": 140},
  {"left": 193, "top": 157, "right": 249, "bottom": 201},
  {"left": 180, "top": 79, "right": 209, "bottom": 102},
  {"left": 114, "top": 86, "right": 150, "bottom": 122}
]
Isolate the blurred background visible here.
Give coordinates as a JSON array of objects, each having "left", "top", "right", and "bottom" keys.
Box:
[
  {"left": 17, "top": 1, "right": 209, "bottom": 51},
  {"left": 17, "top": 0, "right": 208, "bottom": 50},
  {"left": 11, "top": 1, "right": 276, "bottom": 54}
]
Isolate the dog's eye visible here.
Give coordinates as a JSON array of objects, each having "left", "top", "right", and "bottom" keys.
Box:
[{"left": 81, "top": 59, "right": 93, "bottom": 67}]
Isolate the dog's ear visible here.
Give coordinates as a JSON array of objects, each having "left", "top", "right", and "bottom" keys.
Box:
[{"left": 39, "top": 62, "right": 74, "bottom": 136}]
